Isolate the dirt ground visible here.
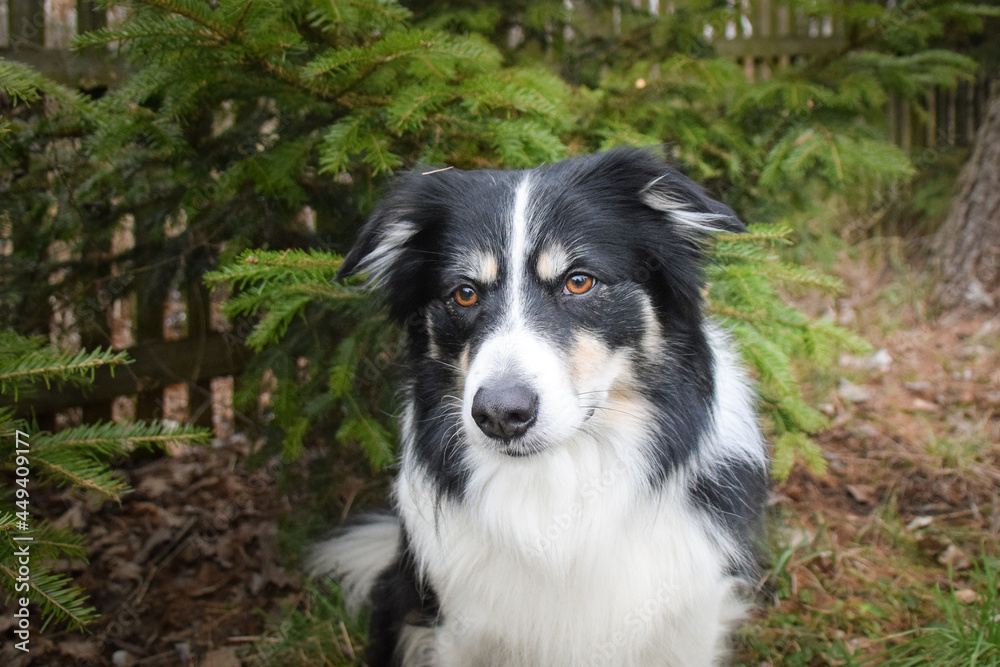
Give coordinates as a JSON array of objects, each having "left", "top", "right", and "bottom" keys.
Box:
[{"left": 2, "top": 261, "right": 998, "bottom": 667}]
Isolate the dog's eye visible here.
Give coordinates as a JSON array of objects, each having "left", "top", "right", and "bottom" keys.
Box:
[
  {"left": 454, "top": 286, "right": 478, "bottom": 307},
  {"left": 564, "top": 274, "right": 595, "bottom": 295}
]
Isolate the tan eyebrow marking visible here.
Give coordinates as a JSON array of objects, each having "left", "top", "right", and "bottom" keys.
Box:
[
  {"left": 535, "top": 243, "right": 571, "bottom": 282},
  {"left": 457, "top": 250, "right": 499, "bottom": 286}
]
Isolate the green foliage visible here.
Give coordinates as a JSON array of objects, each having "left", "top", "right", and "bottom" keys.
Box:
[
  {"left": 879, "top": 558, "right": 1000, "bottom": 666},
  {"left": 0, "top": 58, "right": 88, "bottom": 111},
  {"left": 246, "top": 580, "right": 366, "bottom": 666},
  {"left": 206, "top": 249, "right": 398, "bottom": 466},
  {"left": 0, "top": 333, "right": 130, "bottom": 399},
  {"left": 1, "top": 0, "right": 571, "bottom": 343},
  {"left": 3, "top": 0, "right": 995, "bottom": 519},
  {"left": 0, "top": 332, "right": 210, "bottom": 630},
  {"left": 705, "top": 225, "right": 870, "bottom": 476},
  {"left": 490, "top": 0, "right": 988, "bottom": 219}
]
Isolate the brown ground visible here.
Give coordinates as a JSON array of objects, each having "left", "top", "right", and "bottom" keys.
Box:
[
  {"left": 742, "top": 260, "right": 1000, "bottom": 663},
  {"left": 3, "top": 262, "right": 998, "bottom": 667},
  {"left": 1, "top": 437, "right": 301, "bottom": 667}
]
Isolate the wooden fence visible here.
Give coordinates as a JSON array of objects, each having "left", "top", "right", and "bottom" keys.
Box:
[
  {"left": 2, "top": 1, "right": 246, "bottom": 439},
  {"left": 1, "top": 0, "right": 993, "bottom": 434},
  {"left": 701, "top": 0, "right": 996, "bottom": 150}
]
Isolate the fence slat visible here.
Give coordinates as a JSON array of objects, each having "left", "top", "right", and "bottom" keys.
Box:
[
  {"left": 8, "top": 0, "right": 45, "bottom": 48},
  {"left": 76, "top": 0, "right": 107, "bottom": 37}
]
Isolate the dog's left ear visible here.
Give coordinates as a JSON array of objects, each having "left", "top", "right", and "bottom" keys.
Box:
[
  {"left": 640, "top": 168, "right": 747, "bottom": 236},
  {"left": 338, "top": 170, "right": 423, "bottom": 283},
  {"left": 337, "top": 172, "right": 439, "bottom": 321}
]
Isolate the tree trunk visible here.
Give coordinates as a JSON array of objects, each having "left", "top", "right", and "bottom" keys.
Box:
[{"left": 932, "top": 85, "right": 1000, "bottom": 310}]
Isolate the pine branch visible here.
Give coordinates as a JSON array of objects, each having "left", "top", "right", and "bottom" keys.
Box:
[
  {"left": 22, "top": 524, "right": 89, "bottom": 563},
  {"left": 0, "top": 345, "right": 130, "bottom": 397},
  {"left": 337, "top": 391, "right": 394, "bottom": 468},
  {"left": 72, "top": 14, "right": 226, "bottom": 49},
  {"left": 711, "top": 224, "right": 794, "bottom": 245},
  {"left": 0, "top": 562, "right": 98, "bottom": 631},
  {"left": 34, "top": 420, "right": 210, "bottom": 457},
  {"left": 32, "top": 449, "right": 131, "bottom": 501},
  {"left": 135, "top": 0, "right": 232, "bottom": 39},
  {"left": 0, "top": 58, "right": 90, "bottom": 111},
  {"left": 772, "top": 431, "right": 828, "bottom": 479},
  {"left": 204, "top": 250, "right": 345, "bottom": 289}
]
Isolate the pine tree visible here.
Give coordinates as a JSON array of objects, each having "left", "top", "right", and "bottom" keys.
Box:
[
  {"left": 4, "top": 0, "right": 994, "bottom": 491},
  {"left": 1, "top": 0, "right": 573, "bottom": 341},
  {"left": 0, "top": 332, "right": 210, "bottom": 630},
  {"left": 209, "top": 0, "right": 989, "bottom": 476},
  {"left": 1, "top": 0, "right": 576, "bottom": 471}
]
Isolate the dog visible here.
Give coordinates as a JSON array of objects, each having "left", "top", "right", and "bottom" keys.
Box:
[{"left": 311, "top": 149, "right": 769, "bottom": 666}]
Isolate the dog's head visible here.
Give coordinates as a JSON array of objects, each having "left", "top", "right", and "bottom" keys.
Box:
[{"left": 339, "top": 149, "right": 744, "bottom": 461}]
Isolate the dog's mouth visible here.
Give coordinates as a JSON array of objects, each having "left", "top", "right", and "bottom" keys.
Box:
[
  {"left": 486, "top": 437, "right": 547, "bottom": 458},
  {"left": 501, "top": 444, "right": 536, "bottom": 458}
]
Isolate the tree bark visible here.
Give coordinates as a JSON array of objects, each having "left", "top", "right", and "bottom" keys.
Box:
[{"left": 932, "top": 84, "right": 1000, "bottom": 310}]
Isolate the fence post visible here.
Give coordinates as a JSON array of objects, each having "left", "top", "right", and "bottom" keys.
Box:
[
  {"left": 9, "top": 0, "right": 45, "bottom": 48},
  {"left": 186, "top": 279, "right": 217, "bottom": 429},
  {"left": 76, "top": 0, "right": 107, "bottom": 36}
]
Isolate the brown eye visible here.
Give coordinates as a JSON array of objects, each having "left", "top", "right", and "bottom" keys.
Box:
[
  {"left": 454, "top": 286, "right": 478, "bottom": 307},
  {"left": 564, "top": 274, "right": 595, "bottom": 295}
]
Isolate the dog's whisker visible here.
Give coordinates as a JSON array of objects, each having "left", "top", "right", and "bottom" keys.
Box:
[
  {"left": 579, "top": 404, "right": 643, "bottom": 420},
  {"left": 430, "top": 358, "right": 467, "bottom": 374}
]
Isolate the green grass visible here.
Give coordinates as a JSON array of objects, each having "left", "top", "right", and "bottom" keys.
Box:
[
  {"left": 924, "top": 420, "right": 997, "bottom": 473},
  {"left": 878, "top": 558, "right": 1000, "bottom": 666},
  {"left": 739, "top": 504, "right": 999, "bottom": 666},
  {"left": 248, "top": 580, "right": 366, "bottom": 666}
]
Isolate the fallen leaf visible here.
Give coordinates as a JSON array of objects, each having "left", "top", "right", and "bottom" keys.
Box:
[
  {"left": 954, "top": 589, "right": 979, "bottom": 604},
  {"left": 838, "top": 378, "right": 872, "bottom": 404},
  {"left": 57, "top": 640, "right": 99, "bottom": 661},
  {"left": 136, "top": 476, "right": 172, "bottom": 499},
  {"left": 904, "top": 381, "right": 934, "bottom": 395},
  {"left": 905, "top": 516, "right": 934, "bottom": 532},
  {"left": 937, "top": 544, "right": 972, "bottom": 570},
  {"left": 910, "top": 398, "right": 940, "bottom": 412},
  {"left": 866, "top": 348, "right": 893, "bottom": 372},
  {"left": 847, "top": 484, "right": 877, "bottom": 505}
]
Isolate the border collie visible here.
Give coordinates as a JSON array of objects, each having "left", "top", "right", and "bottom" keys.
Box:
[{"left": 312, "top": 149, "right": 769, "bottom": 667}]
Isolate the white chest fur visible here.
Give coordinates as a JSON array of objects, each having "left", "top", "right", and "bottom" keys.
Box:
[{"left": 396, "top": 438, "right": 746, "bottom": 667}]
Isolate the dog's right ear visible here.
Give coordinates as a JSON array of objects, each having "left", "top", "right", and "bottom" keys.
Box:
[{"left": 337, "top": 172, "right": 439, "bottom": 322}]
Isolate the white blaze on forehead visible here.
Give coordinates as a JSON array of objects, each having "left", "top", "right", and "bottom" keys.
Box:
[
  {"left": 536, "top": 243, "right": 571, "bottom": 282},
  {"left": 508, "top": 175, "right": 534, "bottom": 320}
]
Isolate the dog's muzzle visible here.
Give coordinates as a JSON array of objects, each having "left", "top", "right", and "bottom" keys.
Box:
[{"left": 471, "top": 379, "right": 539, "bottom": 441}]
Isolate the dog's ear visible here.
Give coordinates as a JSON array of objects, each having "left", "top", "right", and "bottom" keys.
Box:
[
  {"left": 338, "top": 201, "right": 419, "bottom": 284},
  {"left": 584, "top": 149, "right": 746, "bottom": 325},
  {"left": 639, "top": 167, "right": 747, "bottom": 236},
  {"left": 338, "top": 172, "right": 439, "bottom": 321}
]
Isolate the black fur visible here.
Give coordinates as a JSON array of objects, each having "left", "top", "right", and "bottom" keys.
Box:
[
  {"left": 366, "top": 531, "right": 440, "bottom": 667},
  {"left": 340, "top": 149, "right": 750, "bottom": 494}
]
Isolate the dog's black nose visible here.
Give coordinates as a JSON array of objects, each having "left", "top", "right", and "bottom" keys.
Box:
[{"left": 472, "top": 381, "right": 539, "bottom": 440}]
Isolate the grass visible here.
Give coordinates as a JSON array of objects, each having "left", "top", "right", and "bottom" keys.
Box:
[
  {"left": 246, "top": 580, "right": 366, "bottom": 667},
  {"left": 878, "top": 558, "right": 1000, "bottom": 666},
  {"left": 739, "top": 506, "right": 1000, "bottom": 666},
  {"left": 924, "top": 422, "right": 996, "bottom": 473}
]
